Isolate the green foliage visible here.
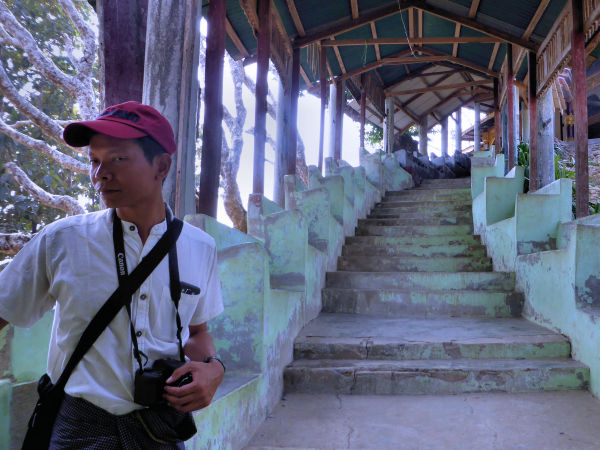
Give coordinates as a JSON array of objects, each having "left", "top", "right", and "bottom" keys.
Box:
[
  {"left": 517, "top": 142, "right": 530, "bottom": 193},
  {"left": 365, "top": 124, "right": 383, "bottom": 149},
  {"left": 404, "top": 125, "right": 419, "bottom": 137}
]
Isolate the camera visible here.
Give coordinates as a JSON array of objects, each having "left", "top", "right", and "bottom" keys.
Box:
[{"left": 134, "top": 358, "right": 193, "bottom": 407}]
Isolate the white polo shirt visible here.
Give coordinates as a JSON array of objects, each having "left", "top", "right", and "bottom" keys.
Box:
[{"left": 0, "top": 208, "right": 223, "bottom": 414}]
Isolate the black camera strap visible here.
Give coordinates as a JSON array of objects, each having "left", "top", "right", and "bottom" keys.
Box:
[{"left": 113, "top": 208, "right": 186, "bottom": 370}]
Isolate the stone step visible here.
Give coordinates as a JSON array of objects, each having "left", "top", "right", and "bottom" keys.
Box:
[
  {"left": 346, "top": 235, "right": 482, "bottom": 247},
  {"left": 326, "top": 271, "right": 516, "bottom": 291},
  {"left": 368, "top": 210, "right": 473, "bottom": 219},
  {"left": 284, "top": 358, "right": 590, "bottom": 395},
  {"left": 322, "top": 288, "right": 523, "bottom": 317},
  {"left": 385, "top": 188, "right": 471, "bottom": 199},
  {"left": 293, "top": 315, "right": 572, "bottom": 361},
  {"left": 337, "top": 256, "right": 493, "bottom": 272},
  {"left": 359, "top": 216, "right": 473, "bottom": 226},
  {"left": 342, "top": 243, "right": 487, "bottom": 258},
  {"left": 375, "top": 199, "right": 472, "bottom": 211},
  {"left": 372, "top": 204, "right": 472, "bottom": 215},
  {"left": 356, "top": 224, "right": 474, "bottom": 237},
  {"left": 418, "top": 178, "right": 471, "bottom": 187}
]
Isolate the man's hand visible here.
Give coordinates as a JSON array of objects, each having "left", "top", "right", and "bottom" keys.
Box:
[{"left": 163, "top": 359, "right": 225, "bottom": 412}]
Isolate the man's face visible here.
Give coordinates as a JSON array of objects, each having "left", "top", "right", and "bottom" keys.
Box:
[{"left": 88, "top": 134, "right": 169, "bottom": 209}]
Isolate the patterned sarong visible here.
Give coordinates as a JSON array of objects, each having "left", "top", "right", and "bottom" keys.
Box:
[{"left": 49, "top": 394, "right": 186, "bottom": 449}]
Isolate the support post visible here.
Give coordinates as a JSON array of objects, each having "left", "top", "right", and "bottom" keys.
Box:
[
  {"left": 384, "top": 97, "right": 395, "bottom": 153},
  {"left": 538, "top": 88, "right": 555, "bottom": 188},
  {"left": 274, "top": 78, "right": 290, "bottom": 206},
  {"left": 572, "top": 0, "right": 590, "bottom": 217},
  {"left": 288, "top": 47, "right": 300, "bottom": 176},
  {"left": 253, "top": 0, "right": 271, "bottom": 195},
  {"left": 97, "top": 0, "right": 148, "bottom": 107},
  {"left": 441, "top": 115, "right": 448, "bottom": 157},
  {"left": 143, "top": 0, "right": 202, "bottom": 217},
  {"left": 334, "top": 79, "right": 344, "bottom": 162},
  {"left": 197, "top": 0, "right": 225, "bottom": 217},
  {"left": 455, "top": 108, "right": 462, "bottom": 154},
  {"left": 474, "top": 101, "right": 481, "bottom": 152},
  {"left": 318, "top": 43, "right": 327, "bottom": 173},
  {"left": 507, "top": 44, "right": 515, "bottom": 170},
  {"left": 419, "top": 118, "right": 428, "bottom": 157},
  {"left": 494, "top": 78, "right": 501, "bottom": 154},
  {"left": 513, "top": 84, "right": 520, "bottom": 155},
  {"left": 328, "top": 83, "right": 337, "bottom": 159},
  {"left": 360, "top": 74, "right": 366, "bottom": 150},
  {"left": 528, "top": 51, "right": 538, "bottom": 192}
]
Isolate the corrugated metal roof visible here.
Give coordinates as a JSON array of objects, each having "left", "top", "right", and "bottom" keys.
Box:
[{"left": 221, "top": 0, "right": 583, "bottom": 130}]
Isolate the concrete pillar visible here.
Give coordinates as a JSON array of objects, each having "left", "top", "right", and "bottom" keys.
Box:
[
  {"left": 513, "top": 85, "right": 520, "bottom": 160},
  {"left": 384, "top": 97, "right": 395, "bottom": 153},
  {"left": 97, "top": 0, "right": 147, "bottom": 107},
  {"left": 252, "top": 0, "right": 271, "bottom": 195},
  {"left": 441, "top": 116, "right": 448, "bottom": 157},
  {"left": 318, "top": 44, "right": 327, "bottom": 173},
  {"left": 334, "top": 80, "right": 344, "bottom": 162},
  {"left": 494, "top": 78, "right": 501, "bottom": 154},
  {"left": 537, "top": 87, "right": 555, "bottom": 189},
  {"left": 474, "top": 102, "right": 481, "bottom": 152},
  {"left": 521, "top": 107, "right": 529, "bottom": 143},
  {"left": 419, "top": 118, "right": 428, "bottom": 157},
  {"left": 143, "top": 0, "right": 202, "bottom": 217},
  {"left": 359, "top": 82, "right": 366, "bottom": 150},
  {"left": 328, "top": 83, "right": 337, "bottom": 159},
  {"left": 507, "top": 44, "right": 515, "bottom": 170},
  {"left": 288, "top": 47, "right": 299, "bottom": 177},
  {"left": 274, "top": 78, "right": 290, "bottom": 206},
  {"left": 455, "top": 108, "right": 461, "bottom": 154}
]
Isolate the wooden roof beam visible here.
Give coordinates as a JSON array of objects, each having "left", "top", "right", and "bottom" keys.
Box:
[
  {"left": 522, "top": 0, "right": 550, "bottom": 40},
  {"left": 452, "top": 24, "right": 461, "bottom": 57},
  {"left": 337, "top": 48, "right": 413, "bottom": 82},
  {"left": 331, "top": 36, "right": 347, "bottom": 73},
  {"left": 320, "top": 36, "right": 504, "bottom": 46},
  {"left": 286, "top": 0, "right": 306, "bottom": 36},
  {"left": 468, "top": 0, "right": 481, "bottom": 19},
  {"left": 488, "top": 42, "right": 500, "bottom": 71},
  {"left": 388, "top": 80, "right": 492, "bottom": 96},
  {"left": 350, "top": 0, "right": 359, "bottom": 20},
  {"left": 293, "top": 3, "right": 411, "bottom": 48},
  {"left": 412, "top": 0, "right": 538, "bottom": 51},
  {"left": 416, "top": 46, "right": 499, "bottom": 77},
  {"left": 370, "top": 22, "right": 381, "bottom": 60},
  {"left": 394, "top": 99, "right": 421, "bottom": 124},
  {"left": 226, "top": 17, "right": 249, "bottom": 58},
  {"left": 404, "top": 71, "right": 457, "bottom": 107}
]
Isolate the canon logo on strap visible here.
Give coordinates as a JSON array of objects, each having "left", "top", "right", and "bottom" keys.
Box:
[{"left": 117, "top": 252, "right": 126, "bottom": 276}]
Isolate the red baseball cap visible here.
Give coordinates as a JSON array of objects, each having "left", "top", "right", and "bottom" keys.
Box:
[{"left": 63, "top": 101, "right": 176, "bottom": 155}]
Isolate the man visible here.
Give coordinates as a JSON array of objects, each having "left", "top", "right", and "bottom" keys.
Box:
[{"left": 0, "top": 101, "right": 225, "bottom": 448}]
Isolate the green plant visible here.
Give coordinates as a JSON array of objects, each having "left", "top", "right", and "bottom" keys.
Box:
[{"left": 517, "top": 142, "right": 530, "bottom": 192}]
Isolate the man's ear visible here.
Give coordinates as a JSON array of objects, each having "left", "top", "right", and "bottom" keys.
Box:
[{"left": 155, "top": 153, "right": 172, "bottom": 181}]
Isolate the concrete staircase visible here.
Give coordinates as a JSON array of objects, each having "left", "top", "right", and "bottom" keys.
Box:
[{"left": 284, "top": 178, "right": 589, "bottom": 396}]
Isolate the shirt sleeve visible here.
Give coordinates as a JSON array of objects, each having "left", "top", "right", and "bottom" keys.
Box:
[
  {"left": 189, "top": 244, "right": 223, "bottom": 326},
  {"left": 0, "top": 229, "right": 55, "bottom": 328}
]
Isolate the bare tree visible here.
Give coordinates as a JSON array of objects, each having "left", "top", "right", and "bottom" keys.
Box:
[{"left": 0, "top": 0, "right": 97, "bottom": 255}]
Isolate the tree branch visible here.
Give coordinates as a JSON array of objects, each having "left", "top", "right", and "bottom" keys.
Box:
[
  {"left": 0, "top": 120, "right": 88, "bottom": 173},
  {"left": 5, "top": 162, "right": 85, "bottom": 215},
  {"left": 0, "top": 232, "right": 32, "bottom": 255},
  {"left": 0, "top": 61, "right": 66, "bottom": 143}
]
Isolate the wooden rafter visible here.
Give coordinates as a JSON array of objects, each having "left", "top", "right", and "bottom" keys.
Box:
[
  {"left": 409, "top": 7, "right": 415, "bottom": 39},
  {"left": 294, "top": 4, "right": 407, "bottom": 48},
  {"left": 417, "top": 46, "right": 499, "bottom": 77},
  {"left": 404, "top": 72, "right": 456, "bottom": 107},
  {"left": 417, "top": 8, "right": 423, "bottom": 55},
  {"left": 226, "top": 17, "right": 249, "bottom": 58},
  {"left": 394, "top": 99, "right": 420, "bottom": 123},
  {"left": 468, "top": 0, "right": 481, "bottom": 19},
  {"left": 331, "top": 36, "right": 347, "bottom": 74},
  {"left": 452, "top": 24, "right": 461, "bottom": 57},
  {"left": 320, "top": 36, "right": 504, "bottom": 46},
  {"left": 413, "top": 1, "right": 537, "bottom": 51},
  {"left": 337, "top": 48, "right": 413, "bottom": 82},
  {"left": 286, "top": 0, "right": 306, "bottom": 36},
  {"left": 370, "top": 22, "right": 381, "bottom": 61},
  {"left": 382, "top": 55, "right": 449, "bottom": 64},
  {"left": 488, "top": 42, "right": 500, "bottom": 71},
  {"left": 523, "top": 0, "right": 551, "bottom": 40},
  {"left": 350, "top": 0, "right": 359, "bottom": 20},
  {"left": 388, "top": 80, "right": 492, "bottom": 96},
  {"left": 300, "top": 66, "right": 312, "bottom": 87}
]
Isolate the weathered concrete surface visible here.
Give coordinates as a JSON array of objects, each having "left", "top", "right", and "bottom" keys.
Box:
[
  {"left": 246, "top": 392, "right": 600, "bottom": 449},
  {"left": 322, "top": 289, "right": 523, "bottom": 318},
  {"left": 337, "top": 255, "right": 492, "bottom": 272},
  {"left": 294, "top": 314, "right": 571, "bottom": 361},
  {"left": 284, "top": 358, "right": 589, "bottom": 395}
]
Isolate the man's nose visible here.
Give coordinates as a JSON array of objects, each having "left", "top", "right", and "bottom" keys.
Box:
[{"left": 92, "top": 163, "right": 112, "bottom": 181}]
